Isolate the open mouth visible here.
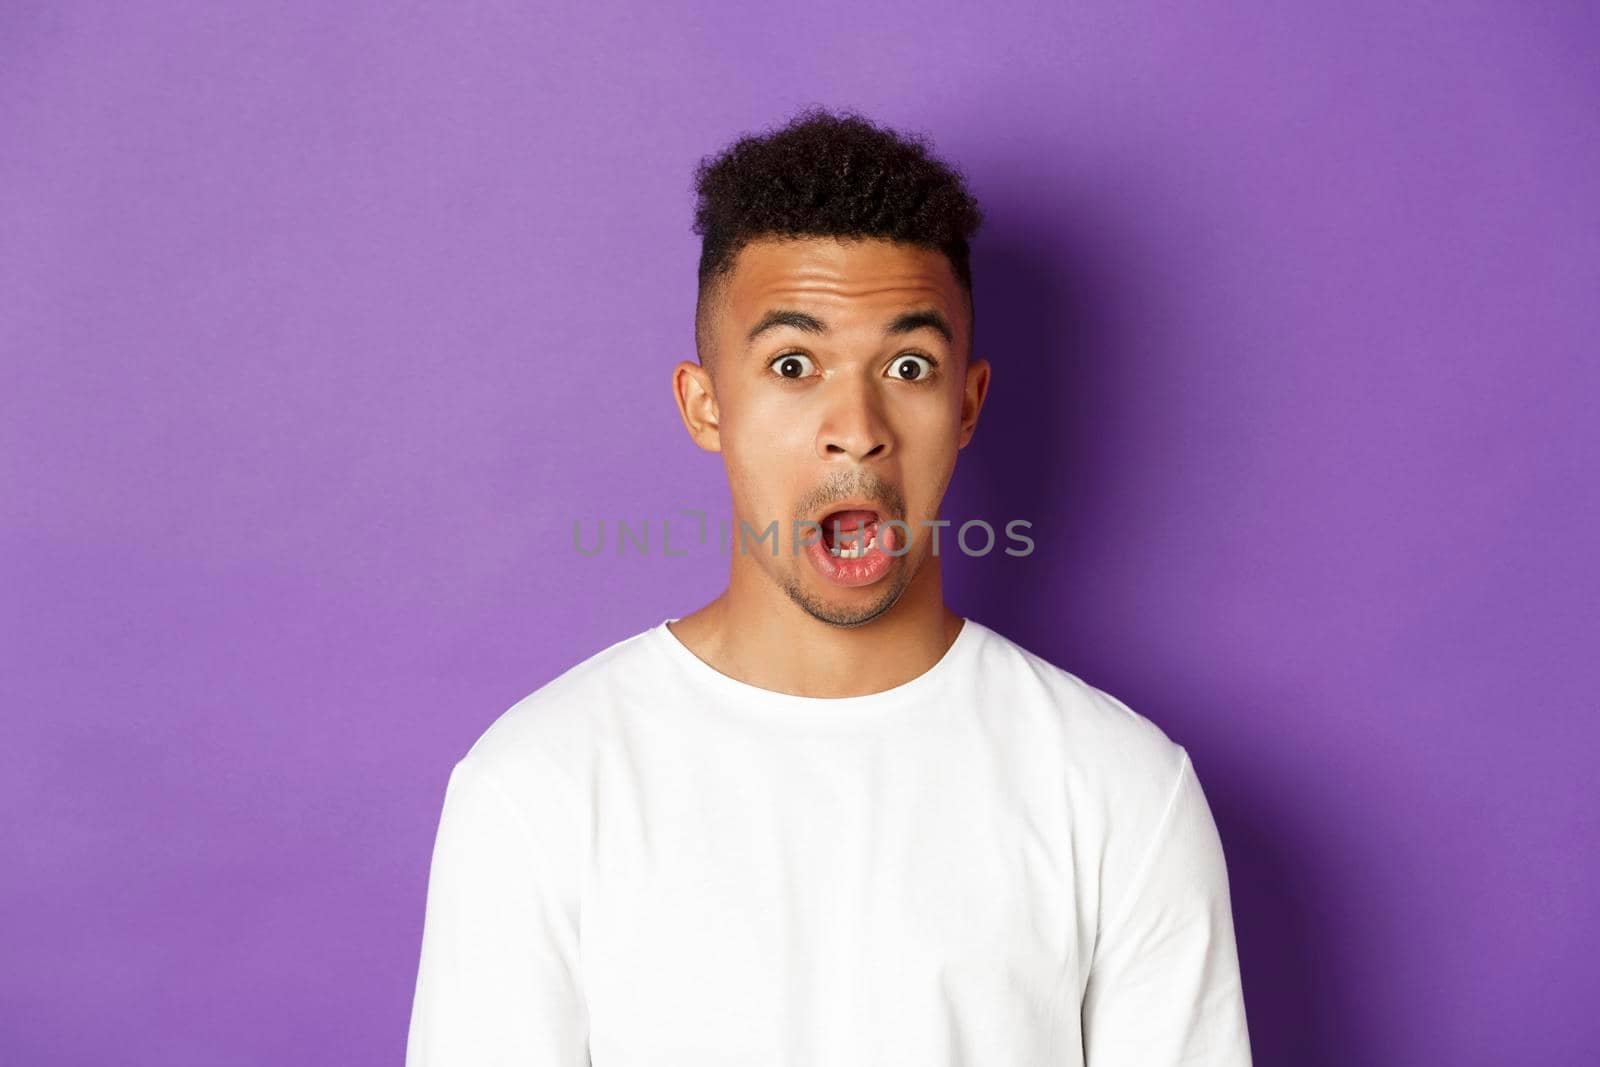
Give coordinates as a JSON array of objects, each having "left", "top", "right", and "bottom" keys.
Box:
[
  {"left": 818, "top": 508, "right": 884, "bottom": 559},
  {"left": 804, "top": 502, "right": 899, "bottom": 588}
]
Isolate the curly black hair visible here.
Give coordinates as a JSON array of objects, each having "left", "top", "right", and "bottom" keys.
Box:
[{"left": 692, "top": 106, "right": 984, "bottom": 364}]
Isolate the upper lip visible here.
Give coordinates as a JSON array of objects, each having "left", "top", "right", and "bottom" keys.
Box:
[{"left": 812, "top": 498, "right": 889, "bottom": 524}]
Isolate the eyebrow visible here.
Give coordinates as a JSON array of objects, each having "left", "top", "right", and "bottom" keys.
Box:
[{"left": 745, "top": 307, "right": 954, "bottom": 346}]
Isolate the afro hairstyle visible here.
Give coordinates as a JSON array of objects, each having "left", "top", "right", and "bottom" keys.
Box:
[{"left": 691, "top": 106, "right": 983, "bottom": 366}]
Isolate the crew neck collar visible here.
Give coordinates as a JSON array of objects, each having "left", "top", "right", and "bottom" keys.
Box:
[{"left": 650, "top": 615, "right": 985, "bottom": 723}]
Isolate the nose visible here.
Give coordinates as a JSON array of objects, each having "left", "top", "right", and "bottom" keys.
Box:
[{"left": 816, "top": 375, "right": 893, "bottom": 463}]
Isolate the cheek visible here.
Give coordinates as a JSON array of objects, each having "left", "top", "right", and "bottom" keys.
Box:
[
  {"left": 720, "top": 425, "right": 810, "bottom": 527},
  {"left": 725, "top": 379, "right": 797, "bottom": 437},
  {"left": 900, "top": 414, "right": 962, "bottom": 473},
  {"left": 900, "top": 436, "right": 961, "bottom": 527},
  {"left": 723, "top": 394, "right": 816, "bottom": 472}
]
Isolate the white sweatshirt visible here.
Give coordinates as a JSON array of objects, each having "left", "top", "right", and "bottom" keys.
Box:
[{"left": 406, "top": 617, "right": 1252, "bottom": 1066}]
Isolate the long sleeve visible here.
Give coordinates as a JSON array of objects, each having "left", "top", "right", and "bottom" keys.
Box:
[
  {"left": 406, "top": 755, "right": 589, "bottom": 1066},
  {"left": 1080, "top": 749, "right": 1253, "bottom": 1066}
]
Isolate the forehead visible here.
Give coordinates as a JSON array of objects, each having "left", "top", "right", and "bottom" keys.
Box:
[{"left": 717, "top": 236, "right": 967, "bottom": 339}]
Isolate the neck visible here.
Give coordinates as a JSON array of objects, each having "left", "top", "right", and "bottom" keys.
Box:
[{"left": 668, "top": 551, "right": 963, "bottom": 699}]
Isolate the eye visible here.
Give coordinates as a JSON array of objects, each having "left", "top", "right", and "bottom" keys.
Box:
[
  {"left": 887, "top": 353, "right": 937, "bottom": 382},
  {"left": 768, "top": 352, "right": 816, "bottom": 379}
]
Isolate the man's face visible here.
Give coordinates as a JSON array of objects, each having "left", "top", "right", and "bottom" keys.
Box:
[{"left": 676, "top": 235, "right": 989, "bottom": 627}]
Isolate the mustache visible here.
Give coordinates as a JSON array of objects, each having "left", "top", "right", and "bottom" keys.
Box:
[{"left": 796, "top": 472, "right": 906, "bottom": 520}]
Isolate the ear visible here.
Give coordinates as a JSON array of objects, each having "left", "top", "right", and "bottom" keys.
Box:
[
  {"left": 673, "top": 359, "right": 723, "bottom": 452},
  {"left": 957, "top": 355, "right": 990, "bottom": 449}
]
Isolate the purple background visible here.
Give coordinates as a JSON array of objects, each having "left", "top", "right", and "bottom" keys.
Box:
[{"left": 3, "top": 2, "right": 1596, "bottom": 1063}]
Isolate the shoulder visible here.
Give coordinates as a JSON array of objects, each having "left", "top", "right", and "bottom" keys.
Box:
[
  {"left": 451, "top": 622, "right": 662, "bottom": 810},
  {"left": 969, "top": 619, "right": 1188, "bottom": 768},
  {"left": 969, "top": 619, "right": 1190, "bottom": 803},
  {"left": 971, "top": 622, "right": 1214, "bottom": 933}
]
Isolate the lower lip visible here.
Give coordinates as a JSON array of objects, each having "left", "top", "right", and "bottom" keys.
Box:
[{"left": 804, "top": 522, "right": 899, "bottom": 588}]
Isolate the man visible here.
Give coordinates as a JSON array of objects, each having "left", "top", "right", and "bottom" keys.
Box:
[{"left": 406, "top": 107, "right": 1253, "bottom": 1066}]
